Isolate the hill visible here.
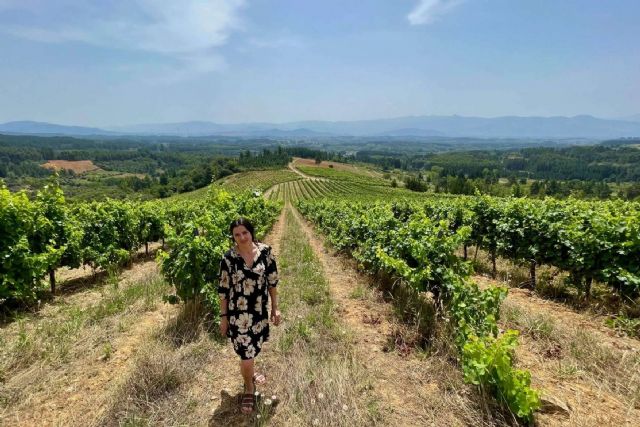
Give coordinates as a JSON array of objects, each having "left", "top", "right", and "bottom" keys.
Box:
[{"left": 4, "top": 115, "right": 640, "bottom": 138}]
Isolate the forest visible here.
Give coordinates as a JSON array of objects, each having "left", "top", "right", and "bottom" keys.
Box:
[{"left": 2, "top": 133, "right": 640, "bottom": 201}]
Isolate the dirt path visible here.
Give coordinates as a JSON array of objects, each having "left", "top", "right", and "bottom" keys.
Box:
[
  {"left": 263, "top": 185, "right": 277, "bottom": 198},
  {"left": 513, "top": 331, "right": 639, "bottom": 427},
  {"left": 288, "top": 163, "right": 316, "bottom": 180},
  {"left": 288, "top": 162, "right": 309, "bottom": 178},
  {"left": 264, "top": 202, "right": 287, "bottom": 254},
  {"left": 289, "top": 207, "right": 475, "bottom": 426}
]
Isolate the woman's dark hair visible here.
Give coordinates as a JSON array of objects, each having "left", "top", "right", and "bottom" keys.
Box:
[{"left": 229, "top": 217, "right": 257, "bottom": 242}]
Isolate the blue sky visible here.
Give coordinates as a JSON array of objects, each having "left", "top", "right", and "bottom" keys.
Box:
[{"left": 0, "top": 0, "right": 638, "bottom": 126}]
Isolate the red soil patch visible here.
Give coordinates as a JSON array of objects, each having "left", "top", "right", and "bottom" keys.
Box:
[
  {"left": 41, "top": 160, "right": 101, "bottom": 174},
  {"left": 292, "top": 157, "right": 382, "bottom": 178}
]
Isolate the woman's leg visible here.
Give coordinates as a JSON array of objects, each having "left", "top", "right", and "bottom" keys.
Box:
[{"left": 240, "top": 358, "right": 255, "bottom": 394}]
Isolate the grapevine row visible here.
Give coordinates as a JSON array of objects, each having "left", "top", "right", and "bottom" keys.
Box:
[
  {"left": 295, "top": 165, "right": 390, "bottom": 186},
  {"left": 1, "top": 176, "right": 279, "bottom": 307},
  {"left": 268, "top": 179, "right": 423, "bottom": 202},
  {"left": 1, "top": 177, "right": 165, "bottom": 303},
  {"left": 222, "top": 169, "right": 302, "bottom": 194},
  {"left": 394, "top": 195, "right": 640, "bottom": 299}
]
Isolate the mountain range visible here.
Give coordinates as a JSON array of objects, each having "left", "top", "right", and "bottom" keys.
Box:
[{"left": 2, "top": 115, "right": 640, "bottom": 139}]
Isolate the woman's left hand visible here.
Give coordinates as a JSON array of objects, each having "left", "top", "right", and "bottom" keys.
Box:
[{"left": 271, "top": 309, "right": 282, "bottom": 326}]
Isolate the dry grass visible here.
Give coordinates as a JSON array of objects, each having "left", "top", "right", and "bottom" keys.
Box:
[
  {"left": 117, "top": 341, "right": 185, "bottom": 406},
  {"left": 0, "top": 272, "right": 167, "bottom": 376},
  {"left": 0, "top": 265, "right": 174, "bottom": 426},
  {"left": 100, "top": 340, "right": 190, "bottom": 426},
  {"left": 98, "top": 300, "right": 219, "bottom": 426},
  {"left": 266, "top": 340, "right": 378, "bottom": 426},
  {"left": 160, "top": 299, "right": 212, "bottom": 348},
  {"left": 502, "top": 302, "right": 558, "bottom": 342},
  {"left": 501, "top": 300, "right": 640, "bottom": 413}
]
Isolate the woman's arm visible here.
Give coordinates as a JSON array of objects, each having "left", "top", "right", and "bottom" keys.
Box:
[
  {"left": 218, "top": 257, "right": 231, "bottom": 336},
  {"left": 219, "top": 296, "right": 229, "bottom": 335},
  {"left": 220, "top": 297, "right": 229, "bottom": 337},
  {"left": 266, "top": 247, "right": 281, "bottom": 325},
  {"left": 268, "top": 286, "right": 281, "bottom": 326}
]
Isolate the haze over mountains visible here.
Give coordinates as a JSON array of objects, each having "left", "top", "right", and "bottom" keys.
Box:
[{"left": 2, "top": 115, "right": 640, "bottom": 139}]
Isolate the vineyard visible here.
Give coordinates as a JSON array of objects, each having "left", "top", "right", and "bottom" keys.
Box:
[
  {"left": 267, "top": 175, "right": 426, "bottom": 202},
  {"left": 220, "top": 169, "right": 302, "bottom": 194},
  {"left": 1, "top": 163, "right": 639, "bottom": 426},
  {"left": 295, "top": 164, "right": 390, "bottom": 186}
]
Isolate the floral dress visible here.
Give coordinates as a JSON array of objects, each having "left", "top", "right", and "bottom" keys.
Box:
[{"left": 218, "top": 242, "right": 279, "bottom": 360}]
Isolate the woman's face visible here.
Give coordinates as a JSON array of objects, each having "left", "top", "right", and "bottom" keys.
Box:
[{"left": 232, "top": 225, "right": 252, "bottom": 245}]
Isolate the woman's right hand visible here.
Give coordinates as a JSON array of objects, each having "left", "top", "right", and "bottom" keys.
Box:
[{"left": 219, "top": 317, "right": 229, "bottom": 337}]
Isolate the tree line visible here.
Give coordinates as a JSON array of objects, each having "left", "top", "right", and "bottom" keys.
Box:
[{"left": 355, "top": 142, "right": 640, "bottom": 183}]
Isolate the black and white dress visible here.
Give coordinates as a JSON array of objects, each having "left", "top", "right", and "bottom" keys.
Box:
[{"left": 218, "top": 243, "right": 279, "bottom": 360}]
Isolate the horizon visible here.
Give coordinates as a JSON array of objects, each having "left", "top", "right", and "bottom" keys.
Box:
[
  {"left": 3, "top": 112, "right": 640, "bottom": 130},
  {"left": 0, "top": 1, "right": 639, "bottom": 127}
]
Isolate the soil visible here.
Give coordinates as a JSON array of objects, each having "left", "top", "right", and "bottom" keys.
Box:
[
  {"left": 515, "top": 333, "right": 639, "bottom": 427},
  {"left": 41, "top": 160, "right": 101, "bottom": 174}
]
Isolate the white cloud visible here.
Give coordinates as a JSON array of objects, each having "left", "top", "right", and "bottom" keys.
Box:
[
  {"left": 407, "top": 0, "right": 464, "bottom": 26},
  {"left": 1, "top": 0, "right": 245, "bottom": 75}
]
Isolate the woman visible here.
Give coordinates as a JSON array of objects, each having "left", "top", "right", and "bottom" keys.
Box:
[{"left": 218, "top": 217, "right": 281, "bottom": 414}]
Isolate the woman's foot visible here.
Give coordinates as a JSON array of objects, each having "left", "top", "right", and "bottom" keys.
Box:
[{"left": 240, "top": 393, "right": 255, "bottom": 414}]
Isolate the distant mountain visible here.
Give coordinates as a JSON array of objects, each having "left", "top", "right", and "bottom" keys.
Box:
[
  {"left": 282, "top": 115, "right": 640, "bottom": 138},
  {"left": 375, "top": 128, "right": 444, "bottom": 137},
  {"left": 108, "top": 121, "right": 245, "bottom": 135},
  {"left": 0, "top": 120, "right": 113, "bottom": 135},
  {"left": 622, "top": 114, "right": 640, "bottom": 123},
  {"left": 111, "top": 115, "right": 640, "bottom": 138},
  {"left": 108, "top": 122, "right": 333, "bottom": 137},
  {"left": 4, "top": 115, "right": 640, "bottom": 139},
  {"left": 224, "top": 128, "right": 334, "bottom": 137}
]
